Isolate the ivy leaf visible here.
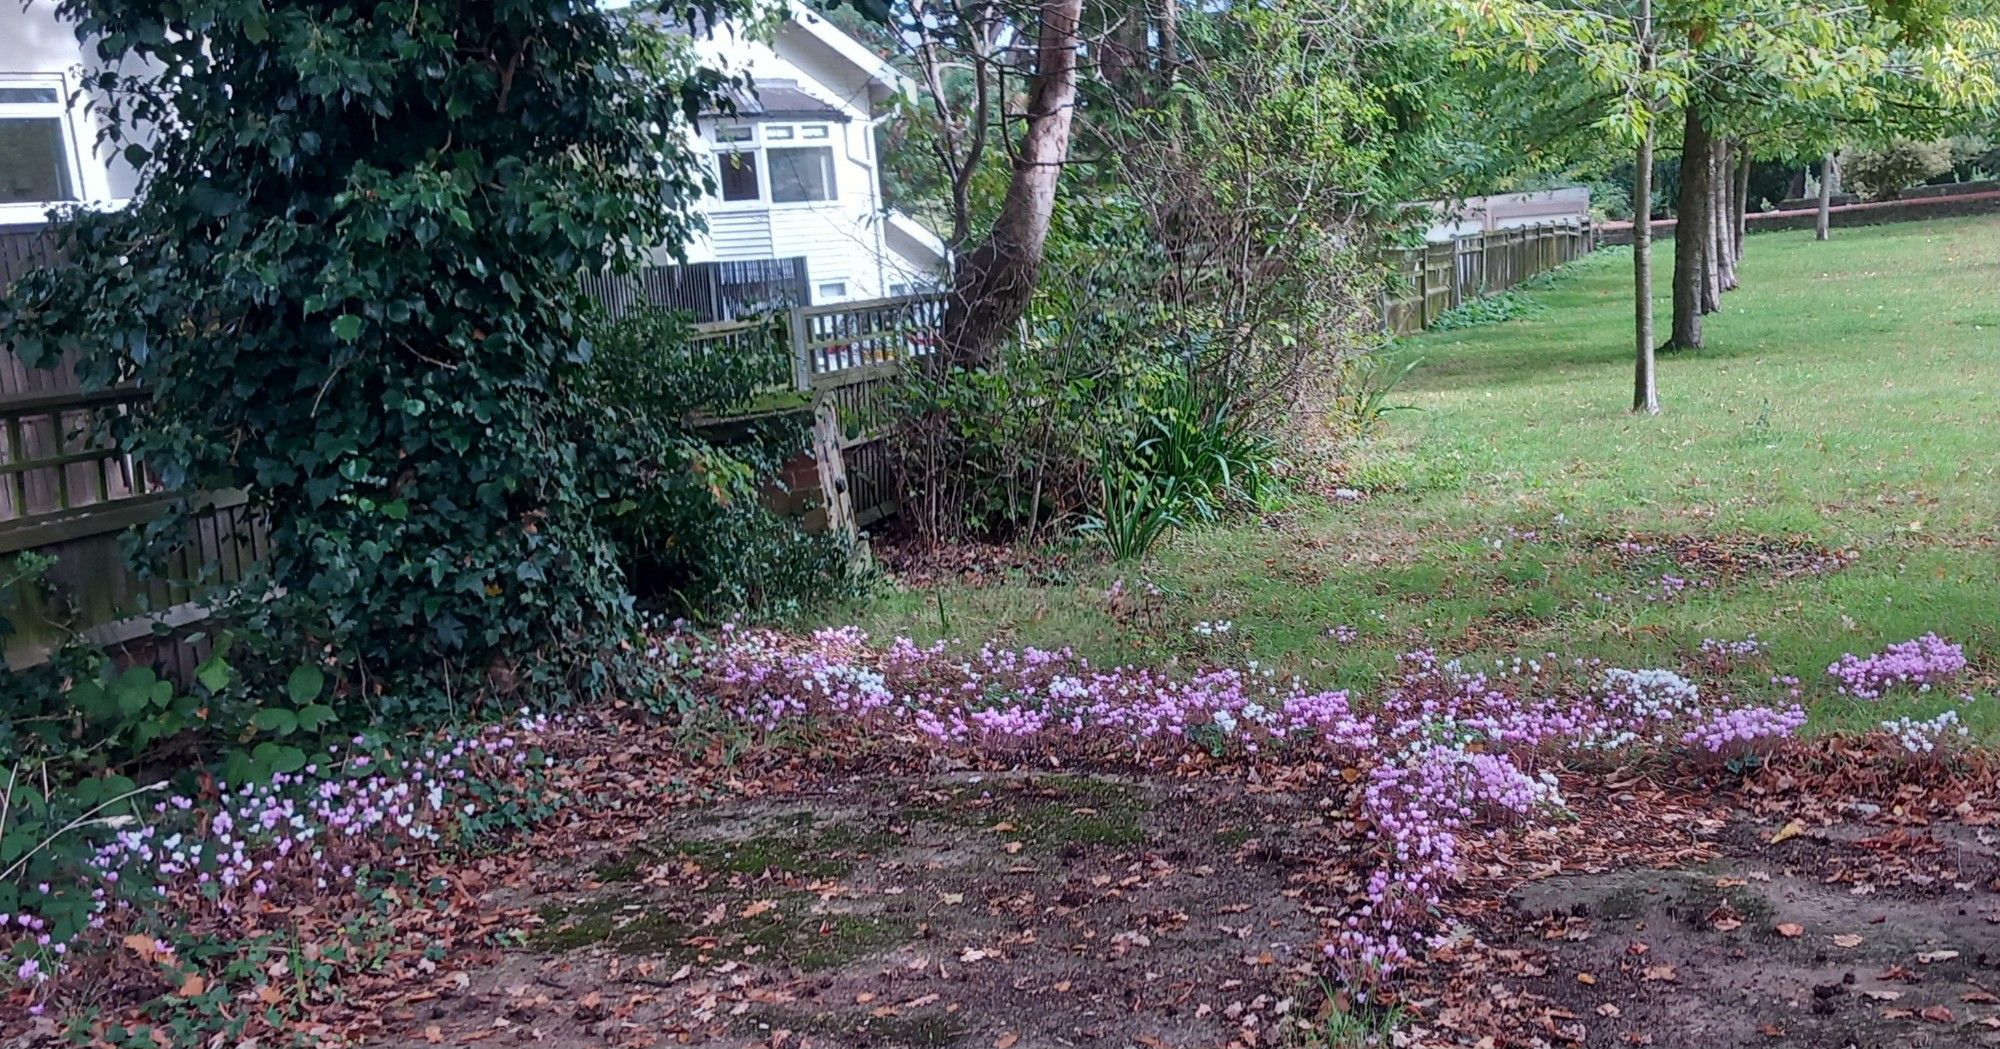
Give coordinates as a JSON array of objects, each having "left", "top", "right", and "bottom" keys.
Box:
[
  {"left": 252, "top": 708, "right": 299, "bottom": 735},
  {"left": 286, "top": 664, "right": 326, "bottom": 704},
  {"left": 332, "top": 315, "right": 364, "bottom": 342}
]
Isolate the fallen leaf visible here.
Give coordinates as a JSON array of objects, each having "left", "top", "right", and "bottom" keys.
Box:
[
  {"left": 740, "top": 899, "right": 776, "bottom": 919},
  {"left": 176, "top": 972, "right": 206, "bottom": 997},
  {"left": 1596, "top": 1004, "right": 1621, "bottom": 1018},
  {"left": 1920, "top": 1004, "right": 1954, "bottom": 1024},
  {"left": 1918, "top": 950, "right": 1961, "bottom": 964},
  {"left": 994, "top": 1034, "right": 1019, "bottom": 1049},
  {"left": 1712, "top": 917, "right": 1743, "bottom": 932},
  {"left": 1577, "top": 972, "right": 1597, "bottom": 985},
  {"left": 1770, "top": 819, "right": 1806, "bottom": 844},
  {"left": 1775, "top": 923, "right": 1804, "bottom": 939},
  {"left": 1832, "top": 934, "right": 1864, "bottom": 948},
  {"left": 1964, "top": 989, "right": 2000, "bottom": 1004},
  {"left": 1863, "top": 990, "right": 1904, "bottom": 1002},
  {"left": 1642, "top": 964, "right": 1677, "bottom": 983}
]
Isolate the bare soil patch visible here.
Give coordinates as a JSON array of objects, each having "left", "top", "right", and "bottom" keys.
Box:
[
  {"left": 371, "top": 772, "right": 1331, "bottom": 1048},
  {"left": 1410, "top": 814, "right": 2000, "bottom": 1047}
]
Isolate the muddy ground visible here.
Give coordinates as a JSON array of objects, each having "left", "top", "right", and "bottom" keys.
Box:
[{"left": 364, "top": 773, "right": 2000, "bottom": 1049}]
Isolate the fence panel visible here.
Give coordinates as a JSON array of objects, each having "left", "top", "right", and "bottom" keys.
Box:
[
  {"left": 582, "top": 257, "right": 811, "bottom": 324},
  {"left": 1379, "top": 221, "right": 1592, "bottom": 334}
]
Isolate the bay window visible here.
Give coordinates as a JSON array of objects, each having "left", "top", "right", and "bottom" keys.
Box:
[{"left": 709, "top": 122, "right": 838, "bottom": 206}]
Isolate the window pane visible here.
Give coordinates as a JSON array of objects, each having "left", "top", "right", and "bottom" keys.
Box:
[
  {"left": 714, "top": 124, "right": 752, "bottom": 143},
  {"left": 800, "top": 126, "right": 829, "bottom": 140},
  {"left": 0, "top": 118, "right": 75, "bottom": 204},
  {"left": 0, "top": 87, "right": 62, "bottom": 105},
  {"left": 764, "top": 126, "right": 793, "bottom": 141},
  {"left": 768, "top": 147, "right": 834, "bottom": 203},
  {"left": 717, "top": 151, "right": 759, "bottom": 202}
]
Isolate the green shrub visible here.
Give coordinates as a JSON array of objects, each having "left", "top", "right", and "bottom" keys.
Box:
[
  {"left": 0, "top": 0, "right": 748, "bottom": 723},
  {"left": 577, "top": 305, "right": 852, "bottom": 619},
  {"left": 1844, "top": 139, "right": 1955, "bottom": 200}
]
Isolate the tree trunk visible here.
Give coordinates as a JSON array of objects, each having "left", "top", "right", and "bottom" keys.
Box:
[
  {"left": 1669, "top": 107, "right": 1710, "bottom": 350},
  {"left": 1815, "top": 151, "right": 1836, "bottom": 241},
  {"left": 1714, "top": 139, "right": 1737, "bottom": 293},
  {"left": 1632, "top": 0, "right": 1658, "bottom": 412},
  {"left": 1700, "top": 137, "right": 1723, "bottom": 311},
  {"left": 939, "top": 0, "right": 1084, "bottom": 365},
  {"left": 1732, "top": 152, "right": 1750, "bottom": 262},
  {"left": 1633, "top": 117, "right": 1658, "bottom": 411}
]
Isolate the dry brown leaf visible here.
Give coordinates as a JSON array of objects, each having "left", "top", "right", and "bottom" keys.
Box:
[
  {"left": 1918, "top": 950, "right": 1962, "bottom": 964},
  {"left": 1770, "top": 819, "right": 1806, "bottom": 844},
  {"left": 1832, "top": 934, "right": 1864, "bottom": 948},
  {"left": 176, "top": 972, "right": 206, "bottom": 997},
  {"left": 995, "top": 1034, "right": 1020, "bottom": 1049},
  {"left": 1920, "top": 1004, "right": 1955, "bottom": 1024},
  {"left": 1775, "top": 923, "right": 1805, "bottom": 938}
]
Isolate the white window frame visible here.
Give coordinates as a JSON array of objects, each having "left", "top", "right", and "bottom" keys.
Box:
[
  {"left": 0, "top": 73, "right": 97, "bottom": 227},
  {"left": 706, "top": 121, "right": 839, "bottom": 211}
]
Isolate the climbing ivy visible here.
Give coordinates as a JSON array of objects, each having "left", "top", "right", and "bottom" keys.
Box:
[{"left": 0, "top": 0, "right": 743, "bottom": 714}]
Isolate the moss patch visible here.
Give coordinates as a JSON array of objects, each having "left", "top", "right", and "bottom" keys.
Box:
[
  {"left": 532, "top": 893, "right": 910, "bottom": 970},
  {"left": 593, "top": 812, "right": 899, "bottom": 884}
]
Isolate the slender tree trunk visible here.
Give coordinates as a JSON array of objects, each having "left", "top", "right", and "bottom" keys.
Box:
[
  {"left": 1632, "top": 0, "right": 1658, "bottom": 413},
  {"left": 1632, "top": 124, "right": 1658, "bottom": 411},
  {"left": 1712, "top": 139, "right": 1735, "bottom": 294},
  {"left": 1815, "top": 151, "right": 1836, "bottom": 241},
  {"left": 939, "top": 0, "right": 1084, "bottom": 365},
  {"left": 1732, "top": 152, "right": 1750, "bottom": 262},
  {"left": 1700, "top": 137, "right": 1723, "bottom": 311},
  {"left": 1669, "top": 107, "right": 1710, "bottom": 350}
]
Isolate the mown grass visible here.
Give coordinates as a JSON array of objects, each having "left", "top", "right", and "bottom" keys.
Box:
[{"left": 826, "top": 216, "right": 2000, "bottom": 735}]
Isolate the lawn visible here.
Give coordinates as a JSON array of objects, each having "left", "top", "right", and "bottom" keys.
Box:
[{"left": 829, "top": 215, "right": 2000, "bottom": 735}]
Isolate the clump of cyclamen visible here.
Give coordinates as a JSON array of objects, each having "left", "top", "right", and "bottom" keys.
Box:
[
  {"left": 2, "top": 717, "right": 552, "bottom": 998},
  {"left": 691, "top": 626, "right": 1804, "bottom": 984},
  {"left": 1828, "top": 634, "right": 1968, "bottom": 699},
  {"left": 1880, "top": 709, "right": 1971, "bottom": 754}
]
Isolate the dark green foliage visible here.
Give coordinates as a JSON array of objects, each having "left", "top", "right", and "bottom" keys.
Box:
[
  {"left": 578, "top": 306, "right": 850, "bottom": 618},
  {"left": 1425, "top": 290, "right": 1548, "bottom": 332},
  {"left": 0, "top": 0, "right": 743, "bottom": 712}
]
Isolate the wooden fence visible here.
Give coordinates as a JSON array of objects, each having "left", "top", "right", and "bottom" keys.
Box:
[
  {"left": 581, "top": 257, "right": 811, "bottom": 324},
  {"left": 688, "top": 294, "right": 944, "bottom": 536},
  {"left": 1380, "top": 222, "right": 1594, "bottom": 335},
  {"left": 1, "top": 225, "right": 265, "bottom": 673},
  {"left": 3, "top": 217, "right": 1592, "bottom": 671}
]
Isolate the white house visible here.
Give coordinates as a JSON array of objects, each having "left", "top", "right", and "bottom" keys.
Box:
[
  {"left": 0, "top": 1, "right": 947, "bottom": 302},
  {"left": 0, "top": 5, "right": 141, "bottom": 228},
  {"left": 680, "top": 3, "right": 948, "bottom": 302}
]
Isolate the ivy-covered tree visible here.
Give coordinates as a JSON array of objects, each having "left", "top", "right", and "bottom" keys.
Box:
[{"left": 0, "top": 0, "right": 738, "bottom": 711}]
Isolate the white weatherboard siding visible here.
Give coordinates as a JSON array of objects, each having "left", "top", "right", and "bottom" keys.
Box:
[
  {"left": 0, "top": 0, "right": 947, "bottom": 295},
  {"left": 682, "top": 6, "right": 943, "bottom": 302}
]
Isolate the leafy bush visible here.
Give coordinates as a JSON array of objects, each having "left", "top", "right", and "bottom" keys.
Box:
[
  {"left": 1424, "top": 290, "right": 1546, "bottom": 332},
  {"left": 1844, "top": 139, "right": 1955, "bottom": 199},
  {"left": 1131, "top": 375, "right": 1282, "bottom": 522},
  {"left": 0, "top": 0, "right": 743, "bottom": 722},
  {"left": 577, "top": 305, "right": 851, "bottom": 619}
]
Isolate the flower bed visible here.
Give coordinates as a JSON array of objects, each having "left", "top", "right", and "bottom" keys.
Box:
[{"left": 687, "top": 625, "right": 1806, "bottom": 981}]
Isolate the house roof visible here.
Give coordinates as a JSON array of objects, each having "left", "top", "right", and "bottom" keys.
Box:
[
  {"left": 710, "top": 82, "right": 851, "bottom": 122},
  {"left": 779, "top": 0, "right": 913, "bottom": 102}
]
